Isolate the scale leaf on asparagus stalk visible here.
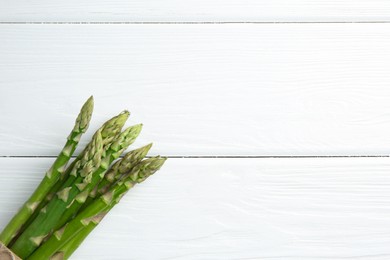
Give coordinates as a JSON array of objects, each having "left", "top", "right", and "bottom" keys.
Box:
[
  {"left": 27, "top": 157, "right": 167, "bottom": 260},
  {"left": 0, "top": 97, "right": 94, "bottom": 246}
]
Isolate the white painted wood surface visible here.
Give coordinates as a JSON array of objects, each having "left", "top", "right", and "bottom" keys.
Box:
[
  {"left": 1, "top": 0, "right": 390, "bottom": 22},
  {"left": 2, "top": 24, "right": 390, "bottom": 156},
  {"left": 1, "top": 0, "right": 390, "bottom": 258},
  {"left": 1, "top": 157, "right": 389, "bottom": 259}
]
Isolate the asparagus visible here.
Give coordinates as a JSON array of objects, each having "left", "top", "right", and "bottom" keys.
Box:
[
  {"left": 11, "top": 130, "right": 105, "bottom": 258},
  {"left": 27, "top": 157, "right": 167, "bottom": 260},
  {"left": 0, "top": 97, "right": 94, "bottom": 246},
  {"left": 12, "top": 122, "right": 140, "bottom": 258},
  {"left": 8, "top": 110, "right": 130, "bottom": 247},
  {"left": 2, "top": 96, "right": 164, "bottom": 259},
  {"left": 55, "top": 124, "right": 143, "bottom": 229}
]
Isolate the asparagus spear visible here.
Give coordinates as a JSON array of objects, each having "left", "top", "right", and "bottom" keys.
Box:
[
  {"left": 55, "top": 124, "right": 143, "bottom": 229},
  {"left": 8, "top": 110, "right": 130, "bottom": 247},
  {"left": 27, "top": 157, "right": 166, "bottom": 260},
  {"left": 11, "top": 130, "right": 105, "bottom": 258},
  {"left": 0, "top": 97, "right": 94, "bottom": 246}
]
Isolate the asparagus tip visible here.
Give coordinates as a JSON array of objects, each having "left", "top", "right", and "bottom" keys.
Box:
[
  {"left": 130, "top": 156, "right": 166, "bottom": 183},
  {"left": 125, "top": 124, "right": 143, "bottom": 137},
  {"left": 143, "top": 142, "right": 153, "bottom": 151},
  {"left": 99, "top": 110, "right": 130, "bottom": 141},
  {"left": 112, "top": 110, "right": 130, "bottom": 128},
  {"left": 73, "top": 96, "right": 94, "bottom": 133},
  {"left": 118, "top": 110, "right": 130, "bottom": 120}
]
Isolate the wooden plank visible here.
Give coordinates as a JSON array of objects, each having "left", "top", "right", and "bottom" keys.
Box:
[
  {"left": 0, "top": 157, "right": 390, "bottom": 259},
  {"left": 1, "top": 0, "right": 390, "bottom": 22},
  {"left": 1, "top": 24, "right": 390, "bottom": 156}
]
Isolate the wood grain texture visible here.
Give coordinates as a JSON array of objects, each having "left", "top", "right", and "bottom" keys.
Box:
[
  {"left": 1, "top": 0, "right": 390, "bottom": 22},
  {"left": 1, "top": 24, "right": 390, "bottom": 156},
  {"left": 0, "top": 157, "right": 389, "bottom": 259}
]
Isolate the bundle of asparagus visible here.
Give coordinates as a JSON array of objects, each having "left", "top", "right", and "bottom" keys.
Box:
[{"left": 0, "top": 97, "right": 166, "bottom": 259}]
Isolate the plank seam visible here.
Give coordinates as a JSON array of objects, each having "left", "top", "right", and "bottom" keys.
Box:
[
  {"left": 0, "top": 155, "right": 388, "bottom": 159},
  {"left": 1, "top": 21, "right": 390, "bottom": 25}
]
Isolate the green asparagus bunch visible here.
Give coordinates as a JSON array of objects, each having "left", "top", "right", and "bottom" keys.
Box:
[{"left": 0, "top": 97, "right": 166, "bottom": 259}]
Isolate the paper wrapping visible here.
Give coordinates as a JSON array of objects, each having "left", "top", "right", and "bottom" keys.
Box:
[{"left": 0, "top": 243, "right": 22, "bottom": 260}]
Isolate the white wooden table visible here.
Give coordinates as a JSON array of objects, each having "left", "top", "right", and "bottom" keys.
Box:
[{"left": 1, "top": 1, "right": 390, "bottom": 259}]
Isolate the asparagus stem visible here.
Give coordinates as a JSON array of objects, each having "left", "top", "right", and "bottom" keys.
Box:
[
  {"left": 55, "top": 125, "right": 143, "bottom": 229},
  {"left": 27, "top": 157, "right": 166, "bottom": 260},
  {"left": 0, "top": 97, "right": 94, "bottom": 246},
  {"left": 11, "top": 130, "right": 105, "bottom": 258},
  {"left": 55, "top": 219, "right": 94, "bottom": 260},
  {"left": 7, "top": 159, "right": 80, "bottom": 248}
]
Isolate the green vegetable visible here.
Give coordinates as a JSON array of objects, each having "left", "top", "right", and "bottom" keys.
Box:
[
  {"left": 0, "top": 97, "right": 165, "bottom": 259},
  {"left": 8, "top": 110, "right": 130, "bottom": 247}
]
